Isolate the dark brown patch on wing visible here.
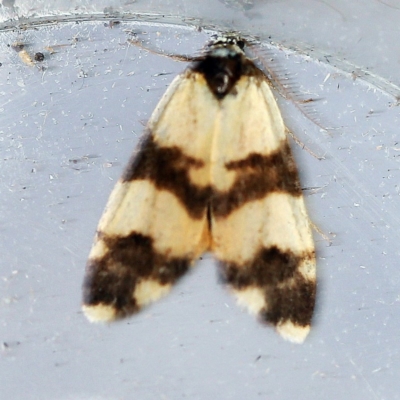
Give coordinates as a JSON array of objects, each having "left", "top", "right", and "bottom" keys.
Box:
[
  {"left": 260, "top": 276, "right": 316, "bottom": 327},
  {"left": 212, "top": 142, "right": 302, "bottom": 217},
  {"left": 122, "top": 134, "right": 211, "bottom": 220},
  {"left": 82, "top": 231, "right": 191, "bottom": 319},
  {"left": 191, "top": 50, "right": 262, "bottom": 99},
  {"left": 120, "top": 135, "right": 300, "bottom": 220},
  {"left": 220, "top": 245, "right": 316, "bottom": 327}
]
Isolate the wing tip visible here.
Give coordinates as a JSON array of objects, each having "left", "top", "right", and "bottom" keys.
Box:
[
  {"left": 276, "top": 321, "right": 311, "bottom": 344},
  {"left": 231, "top": 286, "right": 312, "bottom": 343},
  {"left": 82, "top": 280, "right": 174, "bottom": 323},
  {"left": 82, "top": 303, "right": 117, "bottom": 323}
]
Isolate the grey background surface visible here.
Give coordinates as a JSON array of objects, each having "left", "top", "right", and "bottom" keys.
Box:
[{"left": 1, "top": 2, "right": 400, "bottom": 399}]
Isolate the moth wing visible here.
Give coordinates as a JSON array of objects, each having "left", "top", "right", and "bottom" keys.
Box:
[
  {"left": 210, "top": 76, "right": 316, "bottom": 343},
  {"left": 82, "top": 72, "right": 217, "bottom": 322}
]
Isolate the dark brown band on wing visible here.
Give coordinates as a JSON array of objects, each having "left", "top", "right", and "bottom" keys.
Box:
[
  {"left": 122, "top": 134, "right": 212, "bottom": 220},
  {"left": 212, "top": 142, "right": 301, "bottom": 218},
  {"left": 221, "top": 246, "right": 314, "bottom": 287},
  {"left": 220, "top": 245, "right": 316, "bottom": 326},
  {"left": 82, "top": 231, "right": 191, "bottom": 319},
  {"left": 121, "top": 135, "right": 301, "bottom": 220}
]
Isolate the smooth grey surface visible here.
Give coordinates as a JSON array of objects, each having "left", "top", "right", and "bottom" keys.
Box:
[{"left": 1, "top": 17, "right": 400, "bottom": 400}]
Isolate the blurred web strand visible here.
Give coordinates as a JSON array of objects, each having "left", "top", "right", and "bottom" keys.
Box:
[
  {"left": 285, "top": 127, "right": 325, "bottom": 161},
  {"left": 127, "top": 37, "right": 194, "bottom": 62}
]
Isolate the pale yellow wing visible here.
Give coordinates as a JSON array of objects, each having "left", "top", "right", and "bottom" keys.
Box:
[
  {"left": 82, "top": 72, "right": 217, "bottom": 322},
  {"left": 210, "top": 76, "right": 316, "bottom": 343}
]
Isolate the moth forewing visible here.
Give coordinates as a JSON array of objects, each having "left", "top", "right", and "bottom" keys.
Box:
[{"left": 82, "top": 35, "right": 316, "bottom": 343}]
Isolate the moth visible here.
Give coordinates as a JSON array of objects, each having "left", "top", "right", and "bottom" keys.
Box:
[{"left": 82, "top": 35, "right": 316, "bottom": 343}]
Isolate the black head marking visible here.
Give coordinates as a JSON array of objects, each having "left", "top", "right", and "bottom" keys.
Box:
[{"left": 191, "top": 35, "right": 260, "bottom": 99}]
